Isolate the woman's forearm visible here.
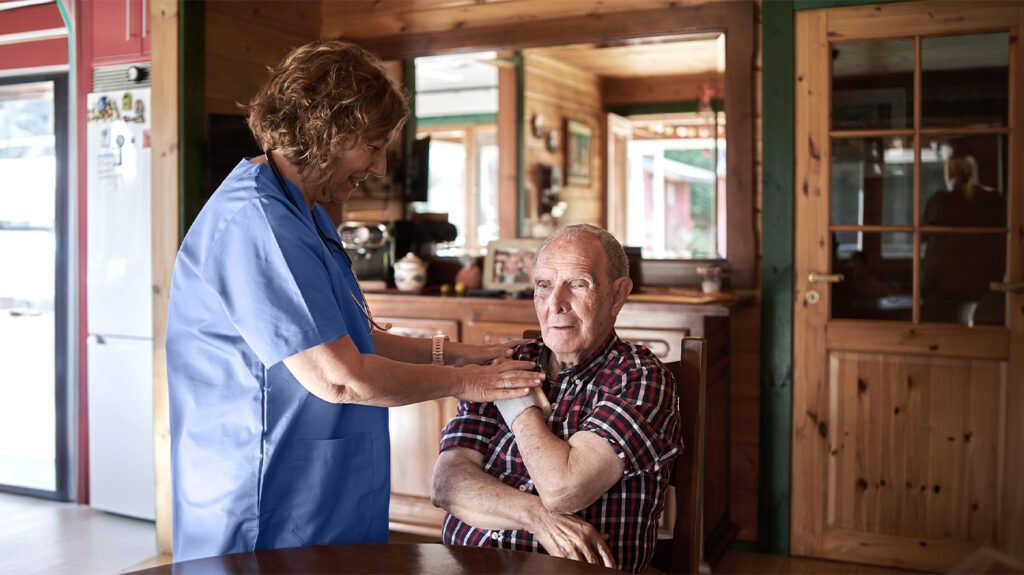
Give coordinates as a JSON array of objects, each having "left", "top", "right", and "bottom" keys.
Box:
[
  {"left": 283, "top": 335, "right": 543, "bottom": 407},
  {"left": 372, "top": 330, "right": 432, "bottom": 364}
]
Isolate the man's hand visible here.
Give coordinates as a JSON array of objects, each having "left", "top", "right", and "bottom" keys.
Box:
[
  {"left": 528, "top": 508, "right": 616, "bottom": 569},
  {"left": 447, "top": 339, "right": 531, "bottom": 366},
  {"left": 456, "top": 360, "right": 543, "bottom": 403}
]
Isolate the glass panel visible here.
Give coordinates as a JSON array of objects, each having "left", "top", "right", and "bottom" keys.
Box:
[
  {"left": 415, "top": 132, "right": 467, "bottom": 251},
  {"left": 415, "top": 51, "right": 499, "bottom": 117},
  {"left": 832, "top": 232, "right": 913, "bottom": 321},
  {"left": 832, "top": 39, "right": 914, "bottom": 130},
  {"left": 476, "top": 129, "right": 499, "bottom": 250},
  {"left": 626, "top": 112, "right": 725, "bottom": 259},
  {"left": 921, "top": 134, "right": 1008, "bottom": 227},
  {"left": 0, "top": 81, "right": 57, "bottom": 491},
  {"left": 921, "top": 233, "right": 1005, "bottom": 326},
  {"left": 922, "top": 33, "right": 1009, "bottom": 128},
  {"left": 831, "top": 136, "right": 913, "bottom": 226}
]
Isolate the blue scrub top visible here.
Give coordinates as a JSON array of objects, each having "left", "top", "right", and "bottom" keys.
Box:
[{"left": 166, "top": 159, "right": 389, "bottom": 562}]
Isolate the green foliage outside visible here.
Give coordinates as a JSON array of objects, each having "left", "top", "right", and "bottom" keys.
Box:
[{"left": 665, "top": 148, "right": 718, "bottom": 257}]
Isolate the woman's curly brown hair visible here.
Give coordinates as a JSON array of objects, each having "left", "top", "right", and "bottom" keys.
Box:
[{"left": 246, "top": 40, "right": 409, "bottom": 193}]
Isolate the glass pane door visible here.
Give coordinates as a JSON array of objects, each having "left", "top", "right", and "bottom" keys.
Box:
[
  {"left": 829, "top": 33, "right": 1011, "bottom": 326},
  {"left": 0, "top": 77, "right": 68, "bottom": 496}
]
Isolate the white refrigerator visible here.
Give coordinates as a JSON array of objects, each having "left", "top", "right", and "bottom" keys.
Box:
[{"left": 85, "top": 88, "right": 154, "bottom": 520}]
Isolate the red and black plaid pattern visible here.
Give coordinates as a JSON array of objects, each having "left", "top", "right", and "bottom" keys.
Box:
[{"left": 438, "top": 332, "right": 681, "bottom": 573}]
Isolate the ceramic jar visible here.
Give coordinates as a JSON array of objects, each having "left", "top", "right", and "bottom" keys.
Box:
[
  {"left": 701, "top": 279, "right": 722, "bottom": 294},
  {"left": 393, "top": 252, "right": 427, "bottom": 292}
]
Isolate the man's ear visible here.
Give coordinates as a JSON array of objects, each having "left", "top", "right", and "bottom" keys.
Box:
[{"left": 610, "top": 276, "right": 633, "bottom": 314}]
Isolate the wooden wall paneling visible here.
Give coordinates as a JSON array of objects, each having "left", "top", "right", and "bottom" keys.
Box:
[
  {"left": 1001, "top": 2, "right": 1024, "bottom": 557},
  {"left": 497, "top": 52, "right": 519, "bottom": 239},
  {"left": 522, "top": 53, "right": 604, "bottom": 229},
  {"left": 342, "top": 3, "right": 745, "bottom": 62},
  {"left": 729, "top": 303, "right": 761, "bottom": 540},
  {"left": 322, "top": 0, "right": 710, "bottom": 40},
  {"left": 601, "top": 73, "right": 726, "bottom": 106},
  {"left": 204, "top": 1, "right": 320, "bottom": 116},
  {"left": 150, "top": 0, "right": 178, "bottom": 555},
  {"left": 723, "top": 0, "right": 756, "bottom": 288},
  {"left": 825, "top": 1, "right": 1016, "bottom": 40},
  {"left": 791, "top": 7, "right": 829, "bottom": 557}
]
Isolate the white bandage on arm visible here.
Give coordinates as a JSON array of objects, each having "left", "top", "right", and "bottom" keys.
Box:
[{"left": 494, "top": 387, "right": 553, "bottom": 427}]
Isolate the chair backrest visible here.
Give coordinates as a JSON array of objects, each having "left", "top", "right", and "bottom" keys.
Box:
[
  {"left": 652, "top": 337, "right": 708, "bottom": 575},
  {"left": 524, "top": 329, "right": 707, "bottom": 573}
]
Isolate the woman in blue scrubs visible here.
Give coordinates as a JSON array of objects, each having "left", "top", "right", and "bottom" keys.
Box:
[{"left": 165, "top": 40, "right": 543, "bottom": 562}]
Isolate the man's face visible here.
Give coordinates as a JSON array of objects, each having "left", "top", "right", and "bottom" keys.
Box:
[{"left": 533, "top": 236, "right": 630, "bottom": 366}]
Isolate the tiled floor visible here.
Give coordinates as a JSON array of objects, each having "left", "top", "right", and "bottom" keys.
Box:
[{"left": 0, "top": 492, "right": 158, "bottom": 575}]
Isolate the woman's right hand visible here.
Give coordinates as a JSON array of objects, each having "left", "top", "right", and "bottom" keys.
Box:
[{"left": 456, "top": 359, "right": 543, "bottom": 403}]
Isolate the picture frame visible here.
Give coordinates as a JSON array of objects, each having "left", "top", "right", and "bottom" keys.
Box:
[
  {"left": 565, "top": 118, "right": 592, "bottom": 187},
  {"left": 482, "top": 238, "right": 545, "bottom": 292}
]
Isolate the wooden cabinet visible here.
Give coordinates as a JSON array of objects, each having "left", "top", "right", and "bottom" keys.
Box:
[
  {"left": 91, "top": 0, "right": 150, "bottom": 61},
  {"left": 463, "top": 320, "right": 538, "bottom": 345},
  {"left": 365, "top": 293, "right": 743, "bottom": 557}
]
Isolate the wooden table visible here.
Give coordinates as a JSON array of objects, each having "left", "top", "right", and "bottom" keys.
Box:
[{"left": 127, "top": 543, "right": 620, "bottom": 574}]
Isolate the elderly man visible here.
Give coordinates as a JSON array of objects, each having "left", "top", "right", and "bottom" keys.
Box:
[{"left": 432, "top": 224, "right": 681, "bottom": 572}]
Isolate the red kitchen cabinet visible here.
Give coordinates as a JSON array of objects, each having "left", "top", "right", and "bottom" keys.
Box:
[{"left": 90, "top": 0, "right": 149, "bottom": 62}]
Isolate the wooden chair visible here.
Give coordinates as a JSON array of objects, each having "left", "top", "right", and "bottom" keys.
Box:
[
  {"left": 651, "top": 337, "right": 708, "bottom": 575},
  {"left": 523, "top": 330, "right": 708, "bottom": 574}
]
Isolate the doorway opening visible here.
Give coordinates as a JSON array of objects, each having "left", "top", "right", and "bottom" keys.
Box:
[{"left": 0, "top": 73, "right": 71, "bottom": 500}]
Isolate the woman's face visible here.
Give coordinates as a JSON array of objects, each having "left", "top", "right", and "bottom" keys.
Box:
[{"left": 316, "top": 138, "right": 388, "bottom": 204}]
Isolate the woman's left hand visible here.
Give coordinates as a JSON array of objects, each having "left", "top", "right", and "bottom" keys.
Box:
[{"left": 447, "top": 339, "right": 531, "bottom": 366}]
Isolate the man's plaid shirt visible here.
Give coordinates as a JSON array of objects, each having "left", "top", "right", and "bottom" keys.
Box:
[{"left": 438, "top": 332, "right": 681, "bottom": 573}]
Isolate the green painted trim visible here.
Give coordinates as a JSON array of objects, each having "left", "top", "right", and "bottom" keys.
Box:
[
  {"left": 514, "top": 51, "right": 525, "bottom": 238},
  {"left": 794, "top": 0, "right": 907, "bottom": 10},
  {"left": 759, "top": 0, "right": 794, "bottom": 557},
  {"left": 605, "top": 98, "right": 724, "bottom": 117},
  {"left": 416, "top": 113, "right": 497, "bottom": 127},
  {"left": 180, "top": 0, "right": 205, "bottom": 240}
]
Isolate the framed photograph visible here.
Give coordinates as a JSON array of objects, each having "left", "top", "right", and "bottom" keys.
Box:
[
  {"left": 565, "top": 118, "right": 592, "bottom": 187},
  {"left": 483, "top": 239, "right": 545, "bottom": 292}
]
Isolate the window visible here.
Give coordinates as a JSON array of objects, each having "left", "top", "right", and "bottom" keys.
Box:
[
  {"left": 623, "top": 112, "right": 726, "bottom": 259},
  {"left": 414, "top": 52, "right": 501, "bottom": 255},
  {"left": 414, "top": 125, "right": 499, "bottom": 255}
]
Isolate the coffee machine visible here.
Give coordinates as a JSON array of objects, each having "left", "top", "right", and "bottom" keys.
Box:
[{"left": 338, "top": 221, "right": 393, "bottom": 289}]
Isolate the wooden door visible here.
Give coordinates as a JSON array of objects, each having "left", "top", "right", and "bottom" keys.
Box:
[{"left": 793, "top": 2, "right": 1024, "bottom": 571}]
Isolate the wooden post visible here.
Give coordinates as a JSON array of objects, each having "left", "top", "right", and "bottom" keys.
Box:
[{"left": 150, "top": 0, "right": 178, "bottom": 555}]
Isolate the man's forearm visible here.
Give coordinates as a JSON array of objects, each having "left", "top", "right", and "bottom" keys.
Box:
[{"left": 433, "top": 451, "right": 541, "bottom": 531}]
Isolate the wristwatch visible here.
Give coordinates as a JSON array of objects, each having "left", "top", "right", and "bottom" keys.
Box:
[{"left": 431, "top": 334, "right": 449, "bottom": 365}]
